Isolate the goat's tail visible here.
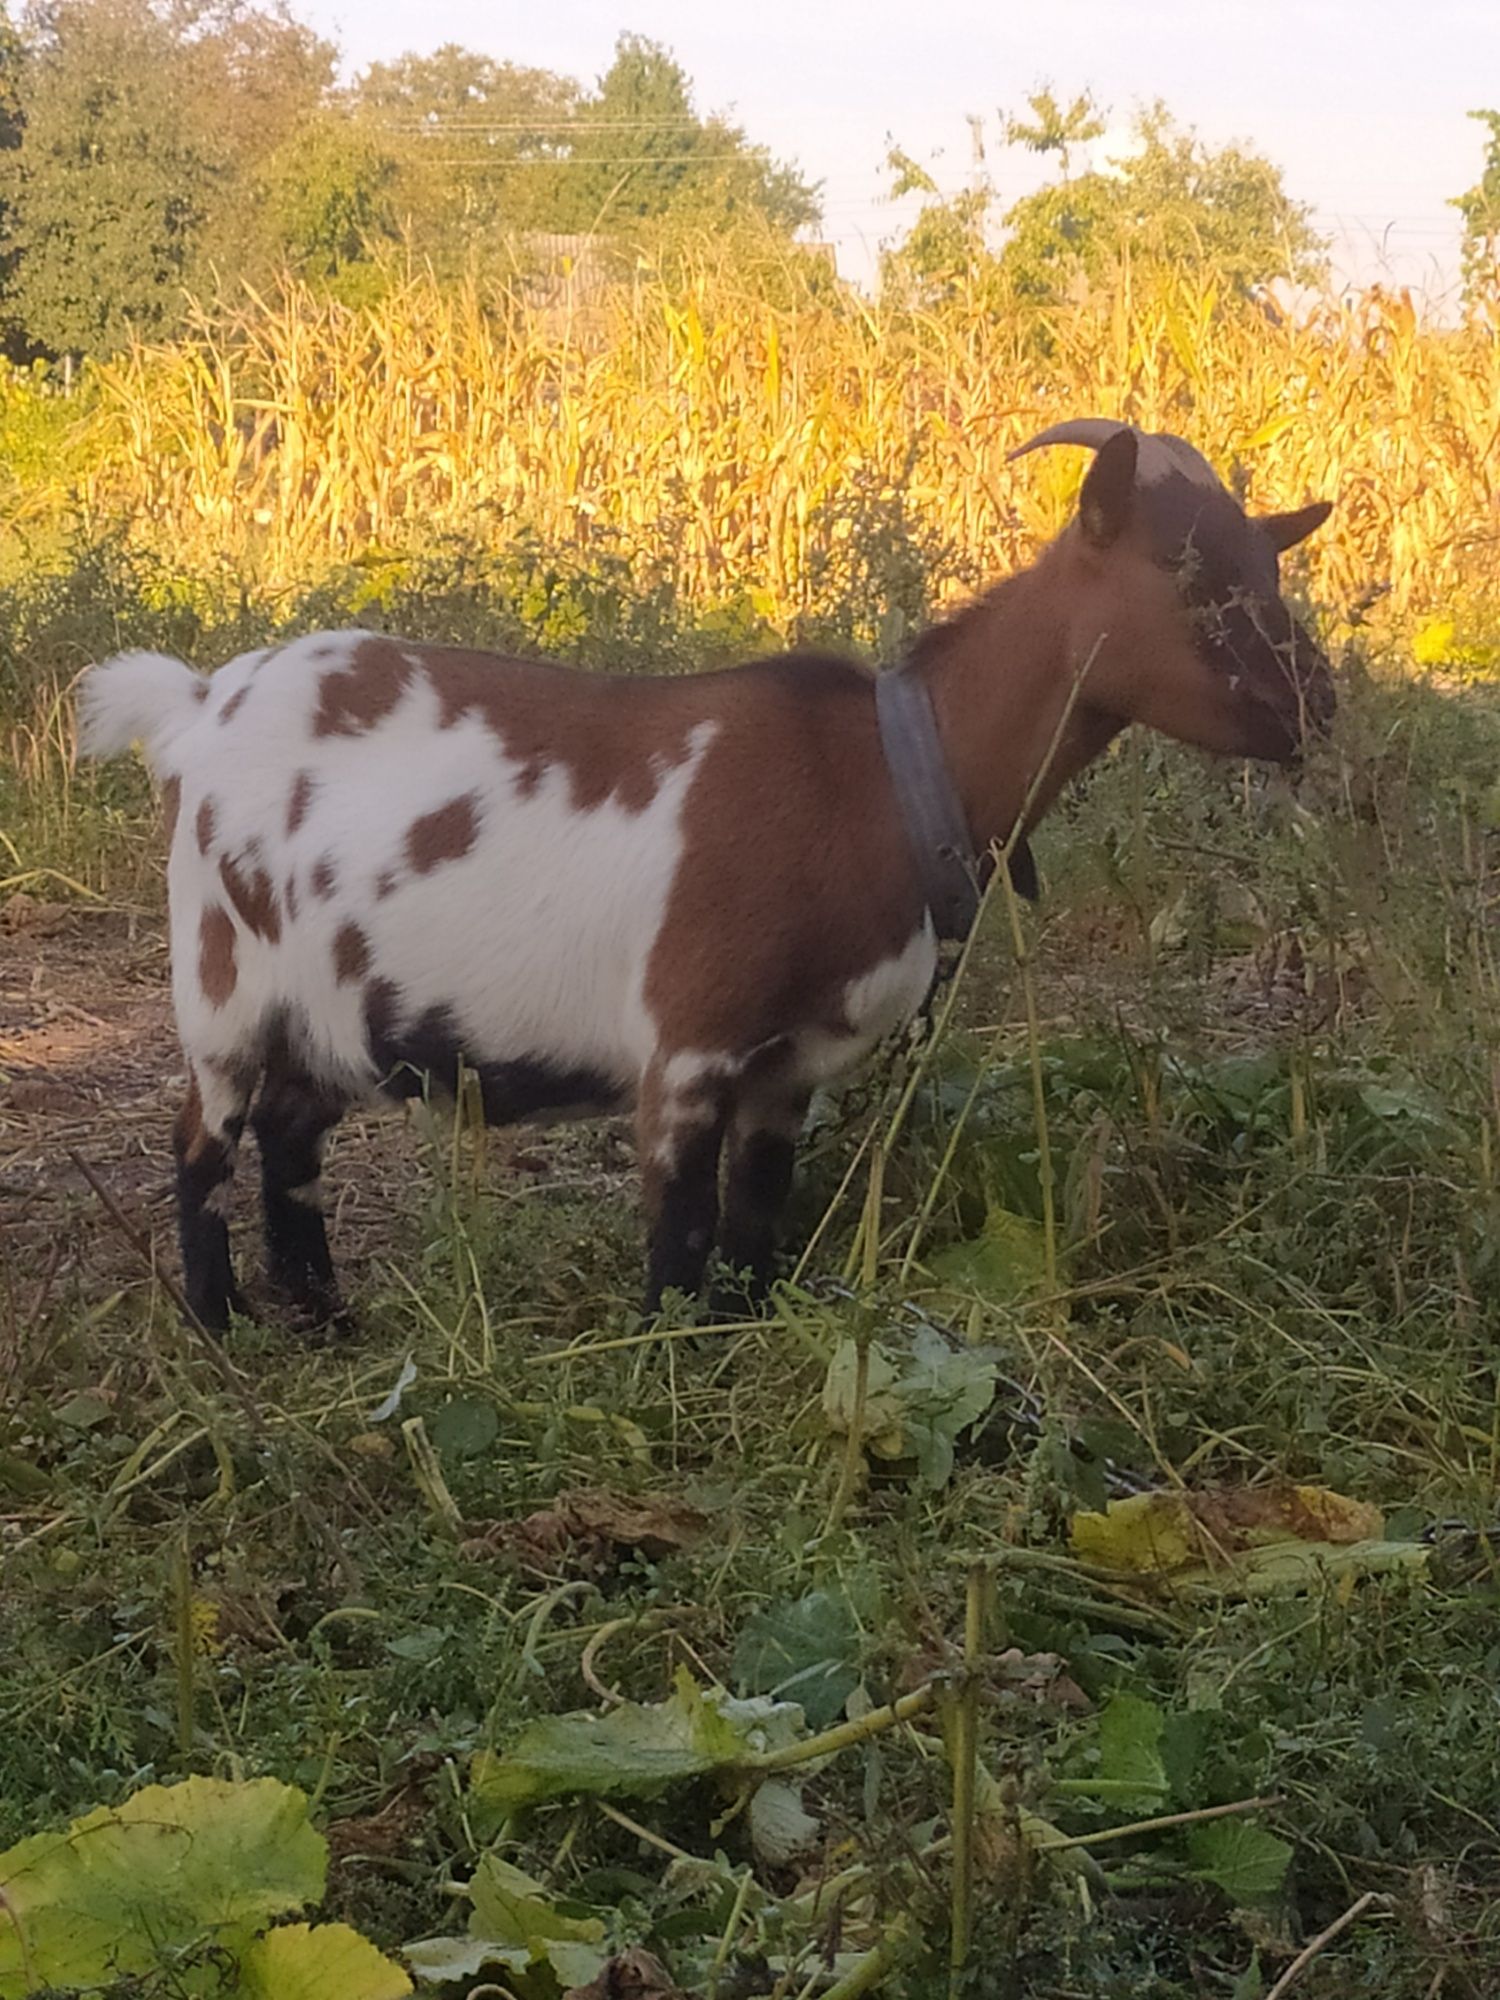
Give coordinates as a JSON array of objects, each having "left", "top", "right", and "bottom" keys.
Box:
[{"left": 75, "top": 650, "right": 208, "bottom": 772}]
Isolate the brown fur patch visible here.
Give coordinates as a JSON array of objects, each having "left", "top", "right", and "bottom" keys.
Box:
[
  {"left": 219, "top": 685, "right": 251, "bottom": 725},
  {"left": 313, "top": 638, "right": 415, "bottom": 738},
  {"left": 219, "top": 848, "right": 282, "bottom": 943},
  {"left": 333, "top": 921, "right": 370, "bottom": 984},
  {"left": 286, "top": 771, "right": 315, "bottom": 836},
  {"left": 193, "top": 680, "right": 209, "bottom": 703},
  {"left": 284, "top": 874, "right": 300, "bottom": 922},
  {"left": 199, "top": 905, "right": 238, "bottom": 1007},
  {"left": 161, "top": 776, "right": 181, "bottom": 847},
  {"left": 376, "top": 870, "right": 398, "bottom": 899},
  {"left": 644, "top": 654, "right": 923, "bottom": 1058},
  {"left": 311, "top": 854, "right": 338, "bottom": 900},
  {"left": 419, "top": 647, "right": 698, "bottom": 815},
  {"left": 175, "top": 1075, "right": 212, "bottom": 1162},
  {"left": 405, "top": 793, "right": 480, "bottom": 874},
  {"left": 195, "top": 797, "right": 217, "bottom": 856}
]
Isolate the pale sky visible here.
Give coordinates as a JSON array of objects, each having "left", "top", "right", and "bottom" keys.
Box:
[{"left": 298, "top": 0, "right": 1495, "bottom": 298}]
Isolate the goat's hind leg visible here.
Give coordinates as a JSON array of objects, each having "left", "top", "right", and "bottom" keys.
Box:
[
  {"left": 174, "top": 1064, "right": 252, "bottom": 1332},
  {"left": 251, "top": 1061, "right": 352, "bottom": 1335}
]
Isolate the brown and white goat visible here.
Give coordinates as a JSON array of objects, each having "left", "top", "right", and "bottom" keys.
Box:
[{"left": 77, "top": 422, "right": 1334, "bottom": 1332}]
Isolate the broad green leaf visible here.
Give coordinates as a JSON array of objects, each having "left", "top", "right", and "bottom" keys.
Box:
[
  {"left": 386, "top": 1625, "right": 451, "bottom": 1664},
  {"left": 1095, "top": 1693, "right": 1168, "bottom": 1809},
  {"left": 732, "top": 1589, "right": 862, "bottom": 1729},
  {"left": 822, "top": 1329, "right": 997, "bottom": 1491},
  {"left": 470, "top": 1668, "right": 803, "bottom": 1815},
  {"left": 54, "top": 1390, "right": 113, "bottom": 1430},
  {"left": 405, "top": 1856, "right": 608, "bottom": 1991},
  {"left": 0, "top": 1775, "right": 325, "bottom": 1997},
  {"left": 238, "top": 1922, "right": 413, "bottom": 1999},
  {"left": 470, "top": 1856, "right": 607, "bottom": 1950},
  {"left": 926, "top": 1204, "right": 1050, "bottom": 1305},
  {"left": 430, "top": 1396, "right": 500, "bottom": 1459},
  {"left": 1187, "top": 1820, "right": 1293, "bottom": 1904},
  {"left": 0, "top": 1451, "right": 48, "bottom": 1498},
  {"left": 1231, "top": 1950, "right": 1265, "bottom": 1999},
  {"left": 1161, "top": 1709, "right": 1214, "bottom": 1807},
  {"left": 897, "top": 1327, "right": 998, "bottom": 1490},
  {"left": 821, "top": 1341, "right": 905, "bottom": 1455},
  {"left": 405, "top": 1935, "right": 522, "bottom": 1982}
]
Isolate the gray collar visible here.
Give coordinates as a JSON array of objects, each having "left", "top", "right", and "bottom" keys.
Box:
[{"left": 874, "top": 667, "right": 1036, "bottom": 942}]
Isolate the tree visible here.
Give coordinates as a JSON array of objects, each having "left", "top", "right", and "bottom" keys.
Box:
[
  {"left": 553, "top": 34, "right": 818, "bottom": 240},
  {"left": 0, "top": 0, "right": 334, "bottom": 358},
  {"left": 999, "top": 100, "right": 1326, "bottom": 301},
  {"left": 353, "top": 45, "right": 578, "bottom": 269},
  {"left": 256, "top": 113, "right": 399, "bottom": 298},
  {"left": 879, "top": 141, "right": 994, "bottom": 306},
  {"left": 0, "top": 9, "right": 26, "bottom": 347},
  {"left": 881, "top": 93, "right": 1325, "bottom": 311},
  {"left": 1451, "top": 109, "right": 1500, "bottom": 303}
]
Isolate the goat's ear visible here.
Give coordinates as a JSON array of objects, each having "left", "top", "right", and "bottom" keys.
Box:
[
  {"left": 1077, "top": 428, "right": 1138, "bottom": 548},
  {"left": 1258, "top": 500, "right": 1333, "bottom": 553}
]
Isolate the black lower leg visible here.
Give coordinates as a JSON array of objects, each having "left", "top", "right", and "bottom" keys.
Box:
[
  {"left": 716, "top": 1126, "right": 799, "bottom": 1306},
  {"left": 643, "top": 1121, "right": 725, "bottom": 1313},
  {"left": 252, "top": 1076, "right": 346, "bottom": 1325},
  {"left": 174, "top": 1090, "right": 245, "bottom": 1332}
]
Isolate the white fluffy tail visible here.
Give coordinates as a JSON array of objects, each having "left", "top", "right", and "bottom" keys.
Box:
[{"left": 75, "top": 650, "right": 208, "bottom": 771}]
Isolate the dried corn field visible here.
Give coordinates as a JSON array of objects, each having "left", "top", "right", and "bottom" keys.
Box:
[{"left": 75, "top": 271, "right": 1500, "bottom": 629}]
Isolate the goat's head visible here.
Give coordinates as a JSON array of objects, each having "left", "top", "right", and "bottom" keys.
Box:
[{"left": 1011, "top": 420, "right": 1335, "bottom": 762}]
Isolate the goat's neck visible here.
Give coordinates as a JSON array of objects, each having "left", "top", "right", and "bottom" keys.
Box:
[{"left": 914, "top": 568, "right": 1115, "bottom": 859}]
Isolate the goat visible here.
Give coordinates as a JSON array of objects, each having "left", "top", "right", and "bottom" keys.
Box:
[{"left": 76, "top": 422, "right": 1334, "bottom": 1334}]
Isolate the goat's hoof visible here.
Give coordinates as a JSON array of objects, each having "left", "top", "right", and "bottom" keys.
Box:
[
  {"left": 280, "top": 1292, "right": 359, "bottom": 1343},
  {"left": 706, "top": 1270, "right": 775, "bottom": 1321}
]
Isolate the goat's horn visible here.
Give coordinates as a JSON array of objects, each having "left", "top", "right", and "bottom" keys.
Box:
[
  {"left": 1009, "top": 419, "right": 1223, "bottom": 493},
  {"left": 1007, "top": 418, "right": 1130, "bottom": 462}
]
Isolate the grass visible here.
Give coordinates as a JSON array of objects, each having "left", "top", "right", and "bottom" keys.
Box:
[{"left": 1, "top": 518, "right": 1498, "bottom": 1997}]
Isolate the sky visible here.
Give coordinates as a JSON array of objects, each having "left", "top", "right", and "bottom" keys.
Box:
[{"left": 297, "top": 0, "right": 1496, "bottom": 299}]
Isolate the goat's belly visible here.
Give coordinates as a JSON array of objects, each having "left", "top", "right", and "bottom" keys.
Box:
[
  {"left": 365, "top": 987, "right": 636, "bottom": 1127},
  {"left": 784, "top": 924, "right": 938, "bottom": 1092}
]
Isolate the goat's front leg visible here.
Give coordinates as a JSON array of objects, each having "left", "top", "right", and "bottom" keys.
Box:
[
  {"left": 637, "top": 1060, "right": 729, "bottom": 1313},
  {"left": 712, "top": 1083, "right": 810, "bottom": 1312}
]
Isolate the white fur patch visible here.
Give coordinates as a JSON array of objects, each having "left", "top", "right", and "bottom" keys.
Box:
[
  {"left": 161, "top": 633, "right": 719, "bottom": 1108},
  {"left": 788, "top": 923, "right": 937, "bottom": 1091}
]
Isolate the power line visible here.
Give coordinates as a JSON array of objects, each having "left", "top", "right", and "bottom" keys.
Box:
[
  {"left": 370, "top": 117, "right": 717, "bottom": 132},
  {"left": 408, "top": 155, "right": 777, "bottom": 169}
]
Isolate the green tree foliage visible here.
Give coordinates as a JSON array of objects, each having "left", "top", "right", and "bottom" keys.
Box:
[
  {"left": 0, "top": 0, "right": 333, "bottom": 358},
  {"left": 1451, "top": 109, "right": 1500, "bottom": 303},
  {"left": 1000, "top": 100, "right": 1326, "bottom": 301},
  {"left": 553, "top": 33, "right": 818, "bottom": 241},
  {"left": 0, "top": 9, "right": 25, "bottom": 348},
  {"left": 255, "top": 113, "right": 399, "bottom": 299},
  {"left": 883, "top": 93, "right": 1325, "bottom": 310},
  {"left": 881, "top": 141, "right": 993, "bottom": 305},
  {"left": 353, "top": 45, "right": 579, "bottom": 271},
  {"left": 0, "top": 7, "right": 819, "bottom": 352}
]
